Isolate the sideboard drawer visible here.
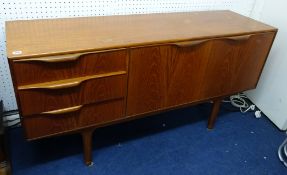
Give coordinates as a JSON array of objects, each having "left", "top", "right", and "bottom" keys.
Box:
[
  {"left": 23, "top": 99, "right": 125, "bottom": 139},
  {"left": 12, "top": 49, "right": 128, "bottom": 86},
  {"left": 18, "top": 73, "right": 127, "bottom": 116}
]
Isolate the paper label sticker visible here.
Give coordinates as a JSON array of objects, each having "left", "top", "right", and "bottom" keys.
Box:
[{"left": 12, "top": 50, "right": 22, "bottom": 55}]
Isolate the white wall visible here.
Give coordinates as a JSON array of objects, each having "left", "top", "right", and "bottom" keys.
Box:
[{"left": 246, "top": 0, "right": 287, "bottom": 130}]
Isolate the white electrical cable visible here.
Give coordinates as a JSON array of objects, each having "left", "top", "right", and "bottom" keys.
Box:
[
  {"left": 278, "top": 138, "right": 287, "bottom": 167},
  {"left": 229, "top": 93, "right": 255, "bottom": 113}
]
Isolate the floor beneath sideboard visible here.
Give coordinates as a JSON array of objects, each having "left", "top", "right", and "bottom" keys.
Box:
[{"left": 7, "top": 103, "right": 286, "bottom": 175}]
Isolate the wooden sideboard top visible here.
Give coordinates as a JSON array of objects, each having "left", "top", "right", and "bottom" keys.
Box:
[{"left": 6, "top": 10, "right": 276, "bottom": 59}]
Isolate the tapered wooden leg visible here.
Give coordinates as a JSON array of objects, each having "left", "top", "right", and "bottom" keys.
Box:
[
  {"left": 207, "top": 98, "right": 222, "bottom": 129},
  {"left": 82, "top": 130, "right": 94, "bottom": 166}
]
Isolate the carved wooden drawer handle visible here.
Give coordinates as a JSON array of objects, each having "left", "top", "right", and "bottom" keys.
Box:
[
  {"left": 27, "top": 54, "right": 81, "bottom": 63},
  {"left": 18, "top": 78, "right": 86, "bottom": 90},
  {"left": 174, "top": 34, "right": 252, "bottom": 48},
  {"left": 14, "top": 53, "right": 86, "bottom": 63},
  {"left": 14, "top": 48, "right": 126, "bottom": 63},
  {"left": 41, "top": 81, "right": 82, "bottom": 89},
  {"left": 41, "top": 105, "right": 83, "bottom": 115},
  {"left": 18, "top": 71, "right": 126, "bottom": 90}
]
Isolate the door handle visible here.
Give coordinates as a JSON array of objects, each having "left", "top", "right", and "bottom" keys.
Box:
[
  {"left": 226, "top": 35, "right": 251, "bottom": 41},
  {"left": 173, "top": 40, "right": 207, "bottom": 48},
  {"left": 173, "top": 34, "right": 252, "bottom": 48}
]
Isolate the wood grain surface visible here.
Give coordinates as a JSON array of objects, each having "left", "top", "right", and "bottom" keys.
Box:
[
  {"left": 127, "top": 32, "right": 275, "bottom": 113},
  {"left": 6, "top": 11, "right": 276, "bottom": 59},
  {"left": 166, "top": 32, "right": 275, "bottom": 107},
  {"left": 127, "top": 46, "right": 168, "bottom": 115}
]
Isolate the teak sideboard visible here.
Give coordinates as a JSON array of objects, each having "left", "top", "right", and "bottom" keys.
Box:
[{"left": 6, "top": 11, "right": 277, "bottom": 165}]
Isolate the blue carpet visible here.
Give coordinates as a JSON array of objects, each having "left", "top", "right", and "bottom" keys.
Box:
[{"left": 8, "top": 103, "right": 286, "bottom": 175}]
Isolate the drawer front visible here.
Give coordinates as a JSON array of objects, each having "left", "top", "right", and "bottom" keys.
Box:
[
  {"left": 18, "top": 73, "right": 127, "bottom": 116},
  {"left": 12, "top": 49, "right": 128, "bottom": 86},
  {"left": 23, "top": 99, "right": 125, "bottom": 139}
]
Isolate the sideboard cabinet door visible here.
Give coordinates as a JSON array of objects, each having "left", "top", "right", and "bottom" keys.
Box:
[
  {"left": 127, "top": 46, "right": 170, "bottom": 116},
  {"left": 166, "top": 33, "right": 275, "bottom": 107}
]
